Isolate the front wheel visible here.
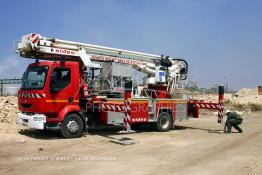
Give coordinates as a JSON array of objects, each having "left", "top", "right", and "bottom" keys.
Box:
[
  {"left": 61, "top": 114, "right": 84, "bottom": 138},
  {"left": 156, "top": 112, "right": 173, "bottom": 132}
]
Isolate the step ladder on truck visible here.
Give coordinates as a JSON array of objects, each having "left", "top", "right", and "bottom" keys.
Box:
[{"left": 16, "top": 33, "right": 224, "bottom": 138}]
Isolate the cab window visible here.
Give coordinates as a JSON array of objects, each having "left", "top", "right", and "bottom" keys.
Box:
[
  {"left": 21, "top": 66, "right": 48, "bottom": 90},
  {"left": 49, "top": 67, "right": 71, "bottom": 91}
]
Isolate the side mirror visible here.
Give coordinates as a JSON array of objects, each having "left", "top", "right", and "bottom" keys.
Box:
[{"left": 49, "top": 88, "right": 59, "bottom": 94}]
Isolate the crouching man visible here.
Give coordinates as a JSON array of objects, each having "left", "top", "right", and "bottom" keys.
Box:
[{"left": 224, "top": 110, "right": 243, "bottom": 133}]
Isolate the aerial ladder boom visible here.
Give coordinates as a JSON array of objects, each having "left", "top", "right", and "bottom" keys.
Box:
[{"left": 16, "top": 33, "right": 188, "bottom": 81}]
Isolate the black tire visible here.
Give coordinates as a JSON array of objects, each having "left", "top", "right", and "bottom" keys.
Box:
[
  {"left": 156, "top": 112, "right": 173, "bottom": 132},
  {"left": 61, "top": 114, "right": 84, "bottom": 138}
]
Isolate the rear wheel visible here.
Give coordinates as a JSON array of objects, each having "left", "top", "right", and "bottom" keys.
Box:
[
  {"left": 61, "top": 114, "right": 84, "bottom": 138},
  {"left": 156, "top": 112, "right": 173, "bottom": 132}
]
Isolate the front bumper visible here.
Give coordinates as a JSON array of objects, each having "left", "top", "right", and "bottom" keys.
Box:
[{"left": 16, "top": 113, "right": 46, "bottom": 130}]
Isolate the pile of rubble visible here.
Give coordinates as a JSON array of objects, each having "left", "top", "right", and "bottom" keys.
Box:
[
  {"left": 232, "top": 88, "right": 262, "bottom": 105},
  {"left": 193, "top": 88, "right": 262, "bottom": 105},
  {"left": 0, "top": 96, "right": 18, "bottom": 124}
]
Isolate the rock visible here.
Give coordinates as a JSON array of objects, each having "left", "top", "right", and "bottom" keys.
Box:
[{"left": 0, "top": 96, "right": 18, "bottom": 124}]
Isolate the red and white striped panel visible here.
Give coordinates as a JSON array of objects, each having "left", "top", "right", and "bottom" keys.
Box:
[
  {"left": 124, "top": 99, "right": 131, "bottom": 112},
  {"left": 124, "top": 99, "right": 131, "bottom": 131},
  {"left": 30, "top": 33, "right": 39, "bottom": 44},
  {"left": 18, "top": 93, "right": 46, "bottom": 99},
  {"left": 217, "top": 100, "right": 224, "bottom": 123},
  {"left": 99, "top": 102, "right": 125, "bottom": 112},
  {"left": 99, "top": 100, "right": 132, "bottom": 131},
  {"left": 194, "top": 103, "right": 221, "bottom": 110},
  {"left": 218, "top": 101, "right": 224, "bottom": 111},
  {"left": 194, "top": 101, "right": 224, "bottom": 123}
]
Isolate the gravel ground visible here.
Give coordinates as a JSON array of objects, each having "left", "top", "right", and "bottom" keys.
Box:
[{"left": 0, "top": 110, "right": 261, "bottom": 175}]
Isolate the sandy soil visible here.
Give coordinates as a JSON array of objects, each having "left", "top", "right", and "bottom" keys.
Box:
[
  {"left": 0, "top": 111, "right": 261, "bottom": 175},
  {"left": 193, "top": 88, "right": 262, "bottom": 106}
]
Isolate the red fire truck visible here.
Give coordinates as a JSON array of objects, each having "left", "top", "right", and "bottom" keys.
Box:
[{"left": 16, "top": 33, "right": 224, "bottom": 138}]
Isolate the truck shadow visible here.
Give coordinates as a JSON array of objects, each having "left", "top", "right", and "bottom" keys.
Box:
[
  {"left": 18, "top": 129, "right": 62, "bottom": 140},
  {"left": 18, "top": 125, "right": 231, "bottom": 140},
  {"left": 88, "top": 125, "right": 155, "bottom": 138},
  {"left": 175, "top": 125, "right": 229, "bottom": 134},
  {"left": 18, "top": 125, "right": 154, "bottom": 140}
]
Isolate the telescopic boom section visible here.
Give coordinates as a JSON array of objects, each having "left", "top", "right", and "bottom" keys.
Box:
[
  {"left": 16, "top": 33, "right": 188, "bottom": 80},
  {"left": 17, "top": 33, "right": 157, "bottom": 64}
]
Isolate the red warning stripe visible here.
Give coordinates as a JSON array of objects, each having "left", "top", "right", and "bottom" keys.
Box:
[
  {"left": 32, "top": 37, "right": 39, "bottom": 44},
  {"left": 99, "top": 102, "right": 125, "bottom": 112},
  {"left": 30, "top": 33, "right": 39, "bottom": 44}
]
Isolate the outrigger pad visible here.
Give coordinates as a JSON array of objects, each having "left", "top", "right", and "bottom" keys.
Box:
[{"left": 110, "top": 137, "right": 139, "bottom": 145}]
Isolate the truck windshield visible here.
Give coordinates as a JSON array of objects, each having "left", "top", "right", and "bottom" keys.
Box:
[{"left": 21, "top": 66, "right": 48, "bottom": 90}]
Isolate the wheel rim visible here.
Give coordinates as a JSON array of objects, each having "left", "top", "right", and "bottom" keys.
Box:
[
  {"left": 67, "top": 120, "right": 79, "bottom": 133},
  {"left": 160, "top": 115, "right": 170, "bottom": 129}
]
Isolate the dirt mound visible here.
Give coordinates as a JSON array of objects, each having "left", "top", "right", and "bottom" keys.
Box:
[
  {"left": 0, "top": 96, "right": 18, "bottom": 124},
  {"left": 192, "top": 88, "right": 262, "bottom": 105},
  {"left": 232, "top": 88, "right": 262, "bottom": 105},
  {"left": 191, "top": 93, "right": 232, "bottom": 103},
  {"left": 235, "top": 88, "right": 258, "bottom": 96}
]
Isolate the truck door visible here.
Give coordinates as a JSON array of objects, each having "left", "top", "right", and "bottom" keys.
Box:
[{"left": 47, "top": 66, "right": 75, "bottom": 115}]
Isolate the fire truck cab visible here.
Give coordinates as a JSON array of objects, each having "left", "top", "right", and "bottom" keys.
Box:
[{"left": 17, "top": 61, "right": 88, "bottom": 138}]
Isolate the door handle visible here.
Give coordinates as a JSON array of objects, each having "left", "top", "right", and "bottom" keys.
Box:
[{"left": 68, "top": 97, "right": 74, "bottom": 104}]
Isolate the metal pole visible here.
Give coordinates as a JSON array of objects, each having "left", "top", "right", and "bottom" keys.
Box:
[
  {"left": 0, "top": 83, "right": 3, "bottom": 96},
  {"left": 218, "top": 86, "right": 224, "bottom": 123},
  {"left": 124, "top": 80, "right": 132, "bottom": 132}
]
